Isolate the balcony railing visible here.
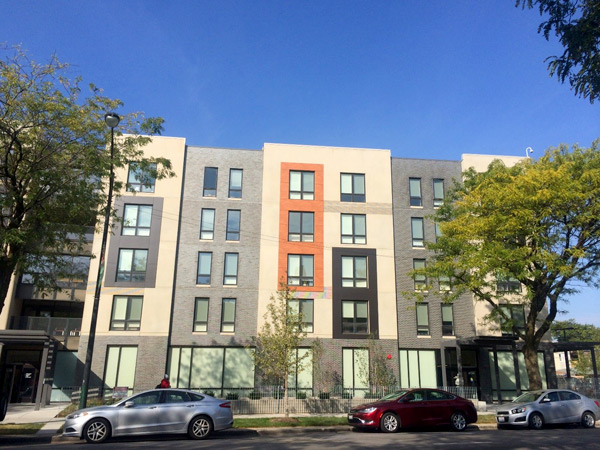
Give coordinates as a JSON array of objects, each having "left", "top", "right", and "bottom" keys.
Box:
[{"left": 10, "top": 316, "right": 82, "bottom": 340}]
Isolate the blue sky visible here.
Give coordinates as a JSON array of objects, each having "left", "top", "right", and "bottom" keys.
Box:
[{"left": 3, "top": 1, "right": 598, "bottom": 325}]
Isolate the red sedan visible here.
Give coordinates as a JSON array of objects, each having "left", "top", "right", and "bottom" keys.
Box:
[{"left": 348, "top": 388, "right": 478, "bottom": 432}]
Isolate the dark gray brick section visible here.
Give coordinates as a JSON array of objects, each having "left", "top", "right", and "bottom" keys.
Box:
[
  {"left": 391, "top": 158, "right": 476, "bottom": 351},
  {"left": 171, "top": 147, "right": 263, "bottom": 347}
]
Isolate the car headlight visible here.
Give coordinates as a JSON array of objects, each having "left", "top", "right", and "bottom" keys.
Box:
[
  {"left": 510, "top": 407, "right": 526, "bottom": 414},
  {"left": 66, "top": 412, "right": 88, "bottom": 420},
  {"left": 355, "top": 407, "right": 377, "bottom": 414}
]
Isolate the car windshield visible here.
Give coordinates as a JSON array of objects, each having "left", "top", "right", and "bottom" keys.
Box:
[
  {"left": 512, "top": 391, "right": 544, "bottom": 404},
  {"left": 380, "top": 391, "right": 409, "bottom": 401}
]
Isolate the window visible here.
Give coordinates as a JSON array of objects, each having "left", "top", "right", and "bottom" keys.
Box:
[
  {"left": 228, "top": 169, "right": 243, "bottom": 198},
  {"left": 104, "top": 346, "right": 137, "bottom": 394},
  {"left": 342, "top": 300, "right": 369, "bottom": 334},
  {"left": 111, "top": 295, "right": 143, "bottom": 330},
  {"left": 289, "top": 171, "right": 314, "bottom": 200},
  {"left": 287, "top": 254, "right": 314, "bottom": 286},
  {"left": 116, "top": 249, "right": 148, "bottom": 282},
  {"left": 433, "top": 179, "right": 444, "bottom": 207},
  {"left": 288, "top": 211, "right": 314, "bottom": 242},
  {"left": 497, "top": 276, "right": 521, "bottom": 292},
  {"left": 341, "top": 256, "right": 367, "bottom": 287},
  {"left": 441, "top": 304, "right": 454, "bottom": 336},
  {"left": 203, "top": 167, "right": 218, "bottom": 197},
  {"left": 221, "top": 298, "right": 236, "bottom": 332},
  {"left": 413, "top": 259, "right": 427, "bottom": 291},
  {"left": 127, "top": 163, "right": 156, "bottom": 193},
  {"left": 340, "top": 173, "right": 365, "bottom": 202},
  {"left": 199, "top": 208, "right": 215, "bottom": 240},
  {"left": 439, "top": 276, "right": 452, "bottom": 291},
  {"left": 289, "top": 299, "right": 314, "bottom": 333},
  {"left": 226, "top": 210, "right": 241, "bottom": 241},
  {"left": 223, "top": 253, "right": 238, "bottom": 285},
  {"left": 343, "top": 348, "right": 369, "bottom": 392},
  {"left": 409, "top": 178, "right": 422, "bottom": 207},
  {"left": 398, "top": 349, "right": 438, "bottom": 388},
  {"left": 122, "top": 205, "right": 152, "bottom": 236},
  {"left": 435, "top": 222, "right": 442, "bottom": 241},
  {"left": 130, "top": 391, "right": 160, "bottom": 406},
  {"left": 411, "top": 218, "right": 424, "bottom": 247},
  {"left": 193, "top": 298, "right": 209, "bottom": 332},
  {"left": 416, "top": 303, "right": 429, "bottom": 335},
  {"left": 499, "top": 304, "right": 525, "bottom": 336},
  {"left": 164, "top": 391, "right": 190, "bottom": 403},
  {"left": 197, "top": 252, "right": 212, "bottom": 285},
  {"left": 341, "top": 214, "right": 366, "bottom": 244}
]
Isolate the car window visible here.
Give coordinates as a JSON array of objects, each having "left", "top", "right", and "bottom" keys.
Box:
[
  {"left": 189, "top": 392, "right": 205, "bottom": 402},
  {"left": 541, "top": 392, "right": 560, "bottom": 402},
  {"left": 427, "top": 390, "right": 453, "bottom": 401},
  {"left": 559, "top": 391, "right": 580, "bottom": 401},
  {"left": 164, "top": 391, "right": 190, "bottom": 403},
  {"left": 407, "top": 390, "right": 425, "bottom": 402},
  {"left": 129, "top": 391, "right": 160, "bottom": 406}
]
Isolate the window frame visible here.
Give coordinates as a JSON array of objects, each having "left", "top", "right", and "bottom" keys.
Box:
[
  {"left": 342, "top": 300, "right": 369, "bottom": 334},
  {"left": 221, "top": 298, "right": 236, "bottom": 333},
  {"left": 411, "top": 217, "right": 425, "bottom": 248},
  {"left": 433, "top": 179, "right": 444, "bottom": 207},
  {"left": 288, "top": 211, "right": 314, "bottom": 242},
  {"left": 122, "top": 204, "right": 152, "bottom": 236},
  {"left": 287, "top": 254, "right": 314, "bottom": 287},
  {"left": 199, "top": 208, "right": 215, "bottom": 240},
  {"left": 193, "top": 297, "right": 209, "bottom": 332},
  {"left": 203, "top": 167, "right": 218, "bottom": 197},
  {"left": 340, "top": 173, "right": 366, "bottom": 203},
  {"left": 289, "top": 170, "right": 315, "bottom": 200},
  {"left": 409, "top": 178, "right": 422, "bottom": 207},
  {"left": 289, "top": 299, "right": 314, "bottom": 333},
  {"left": 116, "top": 248, "right": 148, "bottom": 282},
  {"left": 127, "top": 162, "right": 156, "bottom": 193},
  {"left": 416, "top": 303, "right": 430, "bottom": 336},
  {"left": 226, "top": 209, "right": 241, "bottom": 241},
  {"left": 223, "top": 252, "right": 239, "bottom": 285},
  {"left": 497, "top": 276, "right": 522, "bottom": 293},
  {"left": 341, "top": 214, "right": 366, "bottom": 244},
  {"left": 499, "top": 304, "right": 526, "bottom": 336},
  {"left": 228, "top": 168, "right": 243, "bottom": 198},
  {"left": 197, "top": 252, "right": 213, "bottom": 285},
  {"left": 341, "top": 255, "right": 368, "bottom": 288},
  {"left": 110, "top": 295, "right": 143, "bottom": 331},
  {"left": 441, "top": 303, "right": 454, "bottom": 336},
  {"left": 413, "top": 259, "right": 427, "bottom": 291}
]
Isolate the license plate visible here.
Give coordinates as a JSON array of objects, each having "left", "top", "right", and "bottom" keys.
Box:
[
  {"left": 497, "top": 416, "right": 506, "bottom": 423},
  {"left": 348, "top": 414, "right": 353, "bottom": 420}
]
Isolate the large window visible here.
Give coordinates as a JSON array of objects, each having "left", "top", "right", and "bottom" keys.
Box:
[
  {"left": 342, "top": 348, "right": 369, "bottom": 393},
  {"left": 499, "top": 304, "right": 526, "bottom": 336},
  {"left": 289, "top": 299, "right": 314, "bottom": 333},
  {"left": 441, "top": 304, "right": 454, "bottom": 336},
  {"left": 197, "top": 252, "right": 212, "bottom": 285},
  {"left": 127, "top": 163, "right": 156, "bottom": 193},
  {"left": 228, "top": 168, "right": 243, "bottom": 198},
  {"left": 200, "top": 209, "right": 215, "bottom": 240},
  {"left": 409, "top": 178, "right": 422, "bottom": 207},
  {"left": 398, "top": 349, "right": 438, "bottom": 388},
  {"left": 433, "top": 179, "right": 444, "bottom": 207},
  {"left": 342, "top": 300, "right": 369, "bottom": 334},
  {"left": 411, "top": 217, "right": 424, "bottom": 247},
  {"left": 116, "top": 249, "right": 148, "bottom": 282},
  {"left": 111, "top": 295, "right": 143, "bottom": 330},
  {"left": 194, "top": 298, "right": 209, "bottom": 332},
  {"left": 413, "top": 259, "right": 427, "bottom": 291},
  {"left": 340, "top": 173, "right": 365, "bottom": 202},
  {"left": 221, "top": 298, "right": 236, "bottom": 333},
  {"left": 289, "top": 171, "right": 315, "bottom": 200},
  {"left": 203, "top": 167, "right": 218, "bottom": 197},
  {"left": 223, "top": 253, "right": 239, "bottom": 285},
  {"left": 226, "top": 210, "right": 241, "bottom": 241},
  {"left": 341, "top": 214, "right": 366, "bottom": 244},
  {"left": 287, "top": 254, "right": 314, "bottom": 286},
  {"left": 341, "top": 256, "right": 367, "bottom": 287},
  {"left": 416, "top": 303, "right": 429, "bottom": 336},
  {"left": 288, "top": 211, "right": 314, "bottom": 242},
  {"left": 104, "top": 346, "right": 138, "bottom": 393},
  {"left": 122, "top": 205, "right": 152, "bottom": 236}
]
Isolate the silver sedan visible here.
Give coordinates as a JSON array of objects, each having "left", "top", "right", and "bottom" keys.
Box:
[
  {"left": 496, "top": 389, "right": 599, "bottom": 430},
  {"left": 63, "top": 389, "right": 233, "bottom": 443}
]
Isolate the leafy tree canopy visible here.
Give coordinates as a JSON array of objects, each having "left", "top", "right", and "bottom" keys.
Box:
[
  {"left": 413, "top": 141, "right": 600, "bottom": 389},
  {"left": 517, "top": 0, "right": 600, "bottom": 103},
  {"left": 0, "top": 46, "right": 173, "bottom": 313}
]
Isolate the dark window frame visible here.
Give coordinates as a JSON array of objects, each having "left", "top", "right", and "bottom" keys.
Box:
[
  {"left": 203, "top": 167, "right": 218, "bottom": 197},
  {"left": 199, "top": 208, "right": 215, "bottom": 240},
  {"left": 340, "top": 173, "right": 366, "bottom": 203},
  {"left": 289, "top": 170, "right": 315, "bottom": 200},
  {"left": 197, "top": 252, "right": 213, "bottom": 285},
  {"left": 193, "top": 297, "right": 209, "bottom": 332},
  {"left": 116, "top": 248, "right": 148, "bottom": 282},
  {"left": 221, "top": 298, "right": 236, "bottom": 333},
  {"left": 409, "top": 178, "right": 422, "bottom": 207},
  {"left": 122, "top": 204, "right": 152, "bottom": 236},
  {"left": 416, "top": 303, "right": 430, "bottom": 336},
  {"left": 127, "top": 162, "right": 156, "bottom": 193},
  {"left": 341, "top": 255, "right": 368, "bottom": 288},
  {"left": 223, "top": 252, "right": 239, "bottom": 285},
  {"left": 441, "top": 303, "right": 454, "bottom": 336},
  {"left": 341, "top": 214, "right": 366, "bottom": 244},
  {"left": 433, "top": 178, "right": 444, "bottom": 207},
  {"left": 411, "top": 217, "right": 425, "bottom": 247},
  {"left": 226, "top": 209, "right": 241, "bottom": 241},
  {"left": 287, "top": 254, "right": 314, "bottom": 287},
  {"left": 288, "top": 211, "right": 314, "bottom": 242},
  {"left": 413, "top": 259, "right": 427, "bottom": 291},
  {"left": 110, "top": 295, "right": 143, "bottom": 331},
  {"left": 342, "top": 300, "right": 369, "bottom": 334},
  {"left": 228, "top": 168, "right": 243, "bottom": 198}
]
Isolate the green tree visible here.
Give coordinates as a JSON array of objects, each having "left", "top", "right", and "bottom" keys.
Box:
[
  {"left": 0, "top": 47, "right": 173, "bottom": 314},
  {"left": 250, "top": 282, "right": 310, "bottom": 417},
  {"left": 413, "top": 142, "right": 600, "bottom": 389},
  {"left": 552, "top": 319, "right": 600, "bottom": 376},
  {"left": 357, "top": 334, "right": 396, "bottom": 394},
  {"left": 517, "top": 0, "right": 600, "bottom": 103}
]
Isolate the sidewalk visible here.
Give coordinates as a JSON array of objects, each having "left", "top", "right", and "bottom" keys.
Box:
[{"left": 2, "top": 403, "right": 67, "bottom": 434}]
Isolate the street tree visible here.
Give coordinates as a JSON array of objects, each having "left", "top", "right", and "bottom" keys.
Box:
[
  {"left": 517, "top": 0, "right": 600, "bottom": 103},
  {"left": 250, "top": 282, "right": 310, "bottom": 417},
  {"left": 412, "top": 142, "right": 600, "bottom": 389},
  {"left": 0, "top": 46, "right": 173, "bottom": 314}
]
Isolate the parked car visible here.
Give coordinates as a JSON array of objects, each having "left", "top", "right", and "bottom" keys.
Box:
[
  {"left": 496, "top": 389, "right": 599, "bottom": 430},
  {"left": 348, "top": 388, "right": 478, "bottom": 432},
  {"left": 63, "top": 389, "right": 233, "bottom": 443}
]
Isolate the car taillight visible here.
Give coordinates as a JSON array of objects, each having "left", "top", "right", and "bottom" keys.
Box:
[
  {"left": 595, "top": 400, "right": 599, "bottom": 408},
  {"left": 220, "top": 402, "right": 231, "bottom": 408}
]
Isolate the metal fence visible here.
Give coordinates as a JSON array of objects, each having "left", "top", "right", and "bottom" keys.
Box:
[{"left": 557, "top": 377, "right": 599, "bottom": 399}]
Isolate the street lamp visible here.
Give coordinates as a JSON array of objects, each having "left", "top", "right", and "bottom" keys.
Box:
[
  {"left": 79, "top": 112, "right": 120, "bottom": 409},
  {"left": 526, "top": 147, "right": 534, "bottom": 158}
]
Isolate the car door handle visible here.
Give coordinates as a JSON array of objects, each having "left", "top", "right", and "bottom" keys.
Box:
[
  {"left": 149, "top": 406, "right": 157, "bottom": 409},
  {"left": 187, "top": 405, "right": 194, "bottom": 407}
]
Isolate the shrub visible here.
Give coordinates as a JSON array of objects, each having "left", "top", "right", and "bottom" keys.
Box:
[
  {"left": 226, "top": 392, "right": 239, "bottom": 400},
  {"left": 318, "top": 392, "right": 330, "bottom": 399},
  {"left": 341, "top": 391, "right": 353, "bottom": 399},
  {"left": 203, "top": 390, "right": 215, "bottom": 397},
  {"left": 296, "top": 391, "right": 307, "bottom": 399},
  {"left": 249, "top": 391, "right": 262, "bottom": 400},
  {"left": 364, "top": 392, "right": 380, "bottom": 399}
]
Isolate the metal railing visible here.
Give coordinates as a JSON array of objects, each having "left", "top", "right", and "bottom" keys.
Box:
[{"left": 9, "top": 316, "right": 82, "bottom": 338}]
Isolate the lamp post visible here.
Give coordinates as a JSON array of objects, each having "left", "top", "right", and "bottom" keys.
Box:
[
  {"left": 79, "top": 112, "right": 120, "bottom": 409},
  {"left": 526, "top": 147, "right": 534, "bottom": 158}
]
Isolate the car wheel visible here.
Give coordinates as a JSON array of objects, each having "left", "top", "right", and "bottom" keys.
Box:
[
  {"left": 450, "top": 411, "right": 467, "bottom": 431},
  {"left": 0, "top": 394, "right": 7, "bottom": 422},
  {"left": 188, "top": 415, "right": 213, "bottom": 439},
  {"left": 380, "top": 412, "right": 400, "bottom": 433},
  {"left": 83, "top": 418, "right": 110, "bottom": 444},
  {"left": 581, "top": 411, "right": 596, "bottom": 428},
  {"left": 528, "top": 412, "right": 544, "bottom": 430}
]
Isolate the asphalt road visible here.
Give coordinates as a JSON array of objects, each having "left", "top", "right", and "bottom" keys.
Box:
[{"left": 1, "top": 426, "right": 600, "bottom": 449}]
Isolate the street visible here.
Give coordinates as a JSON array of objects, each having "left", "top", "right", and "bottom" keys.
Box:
[{"left": 1, "top": 426, "right": 600, "bottom": 450}]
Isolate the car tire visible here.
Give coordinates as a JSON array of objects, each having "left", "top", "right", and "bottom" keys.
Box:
[
  {"left": 83, "top": 418, "right": 111, "bottom": 444},
  {"left": 581, "top": 411, "right": 596, "bottom": 428},
  {"left": 528, "top": 412, "right": 544, "bottom": 430},
  {"left": 188, "top": 415, "right": 213, "bottom": 439},
  {"left": 450, "top": 411, "right": 467, "bottom": 431},
  {"left": 380, "top": 412, "right": 400, "bottom": 433},
  {"left": 0, "top": 394, "right": 7, "bottom": 422}
]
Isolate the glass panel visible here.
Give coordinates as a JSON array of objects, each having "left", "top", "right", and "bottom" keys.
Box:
[
  {"left": 178, "top": 348, "right": 192, "bottom": 388},
  {"left": 224, "top": 348, "right": 254, "bottom": 388},
  {"left": 224, "top": 253, "right": 238, "bottom": 276},
  {"left": 341, "top": 257, "right": 353, "bottom": 278},
  {"left": 199, "top": 253, "right": 211, "bottom": 274},
  {"left": 399, "top": 350, "right": 409, "bottom": 388},
  {"left": 355, "top": 215, "right": 366, "bottom": 235},
  {"left": 191, "top": 347, "right": 223, "bottom": 388},
  {"left": 296, "top": 348, "right": 313, "bottom": 388},
  {"left": 303, "top": 301, "right": 314, "bottom": 323},
  {"left": 201, "top": 209, "right": 215, "bottom": 239},
  {"left": 195, "top": 298, "right": 208, "bottom": 322},
  {"left": 417, "top": 304, "right": 428, "bottom": 325},
  {"left": 133, "top": 250, "right": 148, "bottom": 271},
  {"left": 353, "top": 174, "right": 365, "bottom": 194},
  {"left": 138, "top": 206, "right": 152, "bottom": 227},
  {"left": 117, "top": 347, "right": 138, "bottom": 388},
  {"left": 355, "top": 257, "right": 367, "bottom": 279},
  {"left": 223, "top": 299, "right": 236, "bottom": 322},
  {"left": 419, "top": 351, "right": 437, "bottom": 388},
  {"left": 288, "top": 255, "right": 300, "bottom": 277},
  {"left": 433, "top": 179, "right": 444, "bottom": 199},
  {"left": 204, "top": 167, "right": 218, "bottom": 192},
  {"left": 113, "top": 296, "right": 128, "bottom": 320},
  {"left": 290, "top": 172, "right": 301, "bottom": 192},
  {"left": 356, "top": 301, "right": 368, "bottom": 318},
  {"left": 408, "top": 350, "right": 420, "bottom": 388},
  {"left": 303, "top": 212, "right": 314, "bottom": 234},
  {"left": 413, "top": 259, "right": 425, "bottom": 270},
  {"left": 412, "top": 218, "right": 424, "bottom": 239},
  {"left": 342, "top": 301, "right": 354, "bottom": 318},
  {"left": 230, "top": 169, "right": 242, "bottom": 192},
  {"left": 303, "top": 172, "right": 314, "bottom": 193},
  {"left": 442, "top": 304, "right": 453, "bottom": 321},
  {"left": 343, "top": 348, "right": 354, "bottom": 389},
  {"left": 289, "top": 212, "right": 301, "bottom": 233},
  {"left": 301, "top": 256, "right": 313, "bottom": 276},
  {"left": 341, "top": 215, "right": 352, "bottom": 234},
  {"left": 118, "top": 250, "right": 133, "bottom": 271},
  {"left": 123, "top": 205, "right": 138, "bottom": 227},
  {"left": 409, "top": 178, "right": 421, "bottom": 196},
  {"left": 354, "top": 349, "right": 368, "bottom": 389},
  {"left": 104, "top": 347, "right": 120, "bottom": 388},
  {"left": 168, "top": 348, "right": 180, "bottom": 388},
  {"left": 341, "top": 174, "right": 352, "bottom": 193},
  {"left": 129, "top": 297, "right": 143, "bottom": 321}
]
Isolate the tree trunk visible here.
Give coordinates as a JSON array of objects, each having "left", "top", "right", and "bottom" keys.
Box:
[
  {"left": 523, "top": 339, "right": 543, "bottom": 390},
  {"left": 283, "top": 373, "right": 289, "bottom": 418},
  {"left": 0, "top": 255, "right": 19, "bottom": 315}
]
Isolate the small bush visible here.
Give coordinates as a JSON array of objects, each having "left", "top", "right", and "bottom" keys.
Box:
[
  {"left": 249, "top": 391, "right": 262, "bottom": 400},
  {"left": 273, "top": 389, "right": 285, "bottom": 399},
  {"left": 296, "top": 391, "right": 307, "bottom": 399},
  {"left": 226, "top": 392, "right": 239, "bottom": 400},
  {"left": 203, "top": 390, "right": 215, "bottom": 397},
  {"left": 341, "top": 391, "right": 353, "bottom": 399},
  {"left": 318, "top": 392, "right": 330, "bottom": 399},
  {"left": 364, "top": 392, "right": 380, "bottom": 399}
]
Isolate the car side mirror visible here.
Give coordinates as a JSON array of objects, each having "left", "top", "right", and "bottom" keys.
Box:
[{"left": 124, "top": 401, "right": 135, "bottom": 408}]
